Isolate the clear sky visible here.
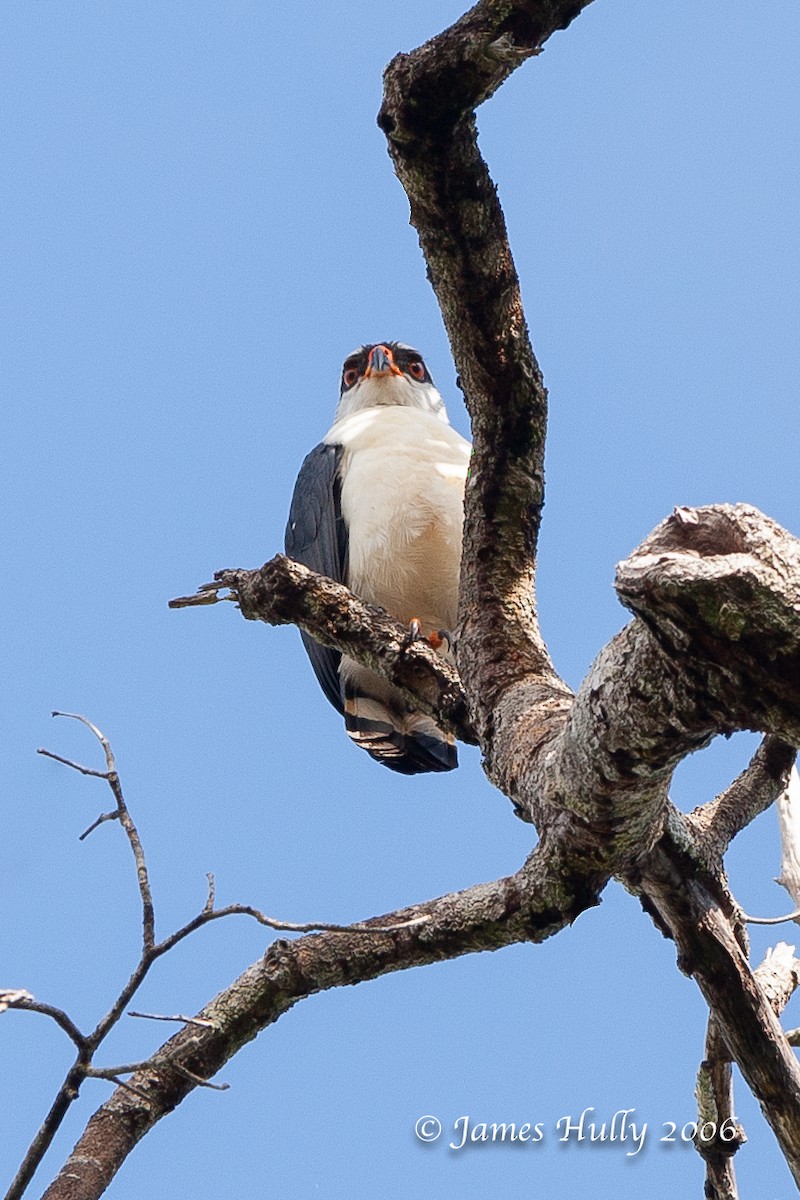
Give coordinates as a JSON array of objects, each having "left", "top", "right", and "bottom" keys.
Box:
[{"left": 3, "top": 1, "right": 800, "bottom": 1196}]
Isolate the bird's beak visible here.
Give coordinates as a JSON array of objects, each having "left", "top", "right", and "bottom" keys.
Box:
[{"left": 364, "top": 344, "right": 403, "bottom": 379}]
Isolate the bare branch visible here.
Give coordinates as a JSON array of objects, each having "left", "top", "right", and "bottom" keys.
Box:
[
  {"left": 695, "top": 1019, "right": 744, "bottom": 1200},
  {"left": 496, "top": 508, "right": 800, "bottom": 861},
  {"left": 9, "top": 719, "right": 162, "bottom": 1198},
  {"left": 79, "top": 811, "right": 120, "bottom": 841},
  {"left": 0, "top": 988, "right": 34, "bottom": 1012},
  {"left": 36, "top": 749, "right": 110, "bottom": 779},
  {"left": 100, "top": 1077, "right": 153, "bottom": 1104},
  {"left": 636, "top": 848, "right": 800, "bottom": 1183},
  {"left": 86, "top": 1063, "right": 160, "bottom": 1081},
  {"left": 378, "top": 4, "right": 597, "bottom": 734},
  {"left": 168, "top": 581, "right": 233, "bottom": 608},
  {"left": 742, "top": 909, "right": 800, "bottom": 926},
  {"left": 615, "top": 506, "right": 800, "bottom": 748},
  {"left": 4, "top": 996, "right": 88, "bottom": 1053},
  {"left": 171, "top": 556, "right": 475, "bottom": 743},
  {"left": 46, "top": 713, "right": 156, "bottom": 952},
  {"left": 776, "top": 766, "right": 800, "bottom": 908},
  {"left": 6, "top": 1067, "right": 87, "bottom": 1200},
  {"left": 692, "top": 937, "right": 800, "bottom": 1197},
  {"left": 687, "top": 737, "right": 796, "bottom": 861},
  {"left": 17, "top": 718, "right": 487, "bottom": 1200},
  {"left": 753, "top": 941, "right": 800, "bottom": 1013},
  {"left": 39, "top": 840, "right": 605, "bottom": 1200},
  {"left": 172, "top": 1065, "right": 229, "bottom": 1092},
  {"left": 153, "top": 903, "right": 431, "bottom": 956},
  {"left": 128, "top": 1012, "right": 216, "bottom": 1029},
  {"left": 694, "top": 933, "right": 795, "bottom": 1200}
]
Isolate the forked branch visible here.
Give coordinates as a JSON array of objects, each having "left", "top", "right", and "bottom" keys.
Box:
[{"left": 5, "top": 721, "right": 435, "bottom": 1200}]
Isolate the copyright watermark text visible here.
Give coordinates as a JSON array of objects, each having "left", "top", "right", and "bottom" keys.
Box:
[{"left": 414, "top": 1107, "right": 741, "bottom": 1157}]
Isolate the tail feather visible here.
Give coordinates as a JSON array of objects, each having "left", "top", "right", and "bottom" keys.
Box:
[{"left": 343, "top": 687, "right": 457, "bottom": 775}]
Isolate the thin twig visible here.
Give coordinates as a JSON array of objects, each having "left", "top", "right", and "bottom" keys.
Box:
[
  {"left": 172, "top": 1064, "right": 230, "bottom": 1091},
  {"left": 12, "top": 716, "right": 432, "bottom": 1200},
  {"left": 5, "top": 998, "right": 88, "bottom": 1052},
  {"left": 9, "top": 718, "right": 160, "bottom": 1200},
  {"left": 5, "top": 1065, "right": 87, "bottom": 1200},
  {"left": 128, "top": 1011, "right": 215, "bottom": 1028},
  {"left": 36, "top": 749, "right": 109, "bottom": 780},
  {"left": 87, "top": 1061, "right": 163, "bottom": 1080},
  {"left": 87, "top": 1051, "right": 229, "bottom": 1093},
  {"left": 742, "top": 909, "right": 800, "bottom": 926},
  {"left": 101, "top": 1076, "right": 153, "bottom": 1103},
  {"left": 79, "top": 811, "right": 119, "bottom": 841},
  {"left": 152, "top": 904, "right": 430, "bottom": 958},
  {"left": 49, "top": 712, "right": 156, "bottom": 952},
  {"left": 168, "top": 582, "right": 236, "bottom": 608},
  {"left": 776, "top": 766, "right": 800, "bottom": 908}
]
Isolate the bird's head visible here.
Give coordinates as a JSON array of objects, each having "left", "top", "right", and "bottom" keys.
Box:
[{"left": 333, "top": 342, "right": 448, "bottom": 421}]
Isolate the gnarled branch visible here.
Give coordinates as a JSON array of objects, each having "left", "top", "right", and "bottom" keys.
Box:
[
  {"left": 40, "top": 839, "right": 603, "bottom": 1200},
  {"left": 170, "top": 556, "right": 475, "bottom": 744}
]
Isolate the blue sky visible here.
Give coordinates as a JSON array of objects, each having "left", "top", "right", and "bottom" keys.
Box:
[{"left": 3, "top": 1, "right": 800, "bottom": 1196}]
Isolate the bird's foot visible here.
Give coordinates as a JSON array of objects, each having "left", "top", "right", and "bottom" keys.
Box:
[
  {"left": 401, "top": 620, "right": 453, "bottom": 656},
  {"left": 401, "top": 618, "right": 423, "bottom": 653}
]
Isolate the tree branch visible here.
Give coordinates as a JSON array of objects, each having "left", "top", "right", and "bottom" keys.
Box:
[
  {"left": 379, "top": 1, "right": 596, "bottom": 735},
  {"left": 50, "top": 712, "right": 156, "bottom": 952},
  {"left": 170, "top": 498, "right": 800, "bottom": 1189},
  {"left": 170, "top": 557, "right": 476, "bottom": 744},
  {"left": 635, "top": 846, "right": 800, "bottom": 1183},
  {"left": 8, "top": 723, "right": 448, "bottom": 1200},
  {"left": 695, "top": 1018, "right": 744, "bottom": 1200},
  {"left": 40, "top": 841, "right": 605, "bottom": 1200},
  {"left": 776, "top": 766, "right": 800, "bottom": 909},
  {"left": 616, "top": 505, "right": 800, "bottom": 745},
  {"left": 497, "top": 505, "right": 800, "bottom": 856},
  {"left": 687, "top": 737, "right": 796, "bottom": 862},
  {"left": 694, "top": 941, "right": 800, "bottom": 1198},
  {"left": 4, "top": 999, "right": 88, "bottom": 1054}
]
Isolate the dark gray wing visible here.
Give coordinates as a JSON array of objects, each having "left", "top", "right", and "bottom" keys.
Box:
[{"left": 284, "top": 442, "right": 347, "bottom": 713}]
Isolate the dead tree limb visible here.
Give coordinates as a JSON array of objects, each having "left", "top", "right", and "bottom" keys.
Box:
[{"left": 38, "top": 839, "right": 604, "bottom": 1200}]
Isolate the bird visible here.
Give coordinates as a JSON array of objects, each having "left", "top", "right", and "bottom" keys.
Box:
[{"left": 285, "top": 341, "right": 471, "bottom": 774}]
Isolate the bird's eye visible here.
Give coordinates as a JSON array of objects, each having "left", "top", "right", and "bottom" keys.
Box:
[
  {"left": 342, "top": 367, "right": 360, "bottom": 389},
  {"left": 407, "top": 360, "right": 426, "bottom": 381}
]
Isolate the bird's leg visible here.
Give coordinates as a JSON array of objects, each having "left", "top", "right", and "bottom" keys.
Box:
[{"left": 400, "top": 618, "right": 423, "bottom": 653}]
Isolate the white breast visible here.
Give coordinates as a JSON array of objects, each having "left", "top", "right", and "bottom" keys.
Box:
[{"left": 325, "top": 406, "right": 471, "bottom": 632}]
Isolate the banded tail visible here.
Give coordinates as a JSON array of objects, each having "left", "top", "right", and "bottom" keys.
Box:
[{"left": 342, "top": 683, "right": 457, "bottom": 775}]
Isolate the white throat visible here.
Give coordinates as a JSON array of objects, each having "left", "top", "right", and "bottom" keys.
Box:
[{"left": 334, "top": 373, "right": 449, "bottom": 423}]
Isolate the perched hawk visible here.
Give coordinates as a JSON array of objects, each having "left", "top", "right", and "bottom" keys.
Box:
[{"left": 285, "top": 342, "right": 471, "bottom": 774}]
